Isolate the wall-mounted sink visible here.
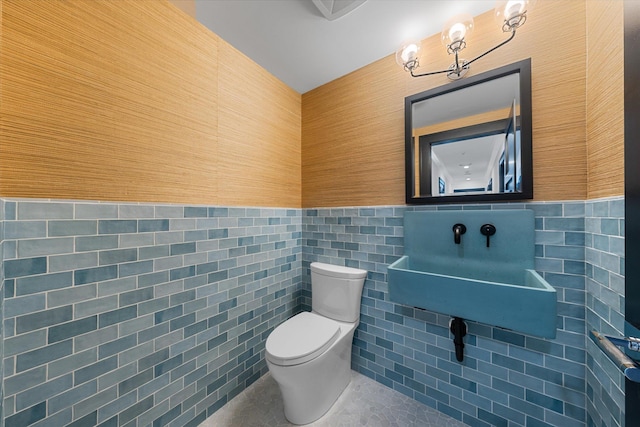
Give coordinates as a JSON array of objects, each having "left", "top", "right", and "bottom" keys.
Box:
[{"left": 387, "top": 210, "right": 557, "bottom": 339}]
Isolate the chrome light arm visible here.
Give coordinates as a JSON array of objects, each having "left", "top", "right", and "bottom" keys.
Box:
[{"left": 408, "top": 29, "right": 517, "bottom": 80}]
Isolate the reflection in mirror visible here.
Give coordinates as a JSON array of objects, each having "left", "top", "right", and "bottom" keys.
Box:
[{"left": 405, "top": 59, "right": 532, "bottom": 204}]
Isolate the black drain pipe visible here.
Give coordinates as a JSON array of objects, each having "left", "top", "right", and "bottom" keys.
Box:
[{"left": 450, "top": 317, "right": 467, "bottom": 362}]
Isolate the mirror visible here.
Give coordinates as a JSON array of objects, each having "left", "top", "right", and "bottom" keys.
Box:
[{"left": 405, "top": 59, "right": 533, "bottom": 204}]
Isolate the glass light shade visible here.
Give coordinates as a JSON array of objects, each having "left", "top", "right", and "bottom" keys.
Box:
[
  {"left": 495, "top": 0, "right": 535, "bottom": 31},
  {"left": 396, "top": 40, "right": 421, "bottom": 69},
  {"left": 441, "top": 13, "right": 474, "bottom": 49}
]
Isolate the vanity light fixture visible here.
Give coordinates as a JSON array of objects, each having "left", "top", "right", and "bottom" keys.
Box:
[{"left": 396, "top": 0, "right": 534, "bottom": 80}]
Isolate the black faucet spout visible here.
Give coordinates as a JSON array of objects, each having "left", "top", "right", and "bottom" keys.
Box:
[{"left": 452, "top": 223, "right": 466, "bottom": 244}]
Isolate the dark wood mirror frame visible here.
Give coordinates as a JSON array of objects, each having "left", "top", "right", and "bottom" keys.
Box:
[{"left": 405, "top": 59, "right": 533, "bottom": 204}]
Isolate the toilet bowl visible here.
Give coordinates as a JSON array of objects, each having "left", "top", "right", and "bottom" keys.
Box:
[{"left": 265, "top": 262, "right": 367, "bottom": 425}]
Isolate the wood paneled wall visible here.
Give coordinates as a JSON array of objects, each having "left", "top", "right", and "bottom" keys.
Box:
[
  {"left": 586, "top": 0, "right": 624, "bottom": 199},
  {"left": 302, "top": 0, "right": 596, "bottom": 207},
  {"left": 0, "top": 0, "right": 301, "bottom": 207}
]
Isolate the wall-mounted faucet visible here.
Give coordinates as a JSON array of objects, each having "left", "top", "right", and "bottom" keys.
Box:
[
  {"left": 452, "top": 223, "right": 466, "bottom": 244},
  {"left": 480, "top": 224, "right": 496, "bottom": 247}
]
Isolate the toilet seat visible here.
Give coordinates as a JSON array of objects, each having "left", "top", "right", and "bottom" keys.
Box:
[{"left": 266, "top": 312, "right": 341, "bottom": 366}]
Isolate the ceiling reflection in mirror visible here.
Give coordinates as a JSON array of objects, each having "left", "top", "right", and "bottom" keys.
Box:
[{"left": 405, "top": 59, "right": 532, "bottom": 204}]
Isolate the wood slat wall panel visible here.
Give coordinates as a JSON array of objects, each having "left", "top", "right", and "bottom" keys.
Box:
[
  {"left": 586, "top": 0, "right": 624, "bottom": 199},
  {"left": 302, "top": 53, "right": 406, "bottom": 207},
  {"left": 1, "top": 0, "right": 302, "bottom": 207},
  {"left": 1, "top": 0, "right": 218, "bottom": 203},
  {"left": 302, "top": 0, "right": 593, "bottom": 207}
]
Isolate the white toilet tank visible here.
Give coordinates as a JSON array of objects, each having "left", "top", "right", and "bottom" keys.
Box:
[{"left": 310, "top": 262, "right": 367, "bottom": 323}]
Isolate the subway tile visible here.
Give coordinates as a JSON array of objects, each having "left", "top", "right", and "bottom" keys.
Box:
[
  {"left": 16, "top": 373, "right": 73, "bottom": 411},
  {"left": 72, "top": 386, "right": 118, "bottom": 420},
  {"left": 170, "top": 218, "right": 196, "bottom": 231},
  {"left": 139, "top": 219, "right": 170, "bottom": 233},
  {"left": 49, "top": 316, "right": 98, "bottom": 343},
  {"left": 5, "top": 257, "right": 47, "bottom": 278},
  {"left": 139, "top": 244, "right": 170, "bottom": 260},
  {"left": 544, "top": 245, "right": 585, "bottom": 261},
  {"left": 18, "top": 201, "right": 74, "bottom": 220},
  {"left": 138, "top": 271, "right": 170, "bottom": 288},
  {"left": 120, "top": 288, "right": 154, "bottom": 306},
  {"left": 4, "top": 221, "right": 47, "bottom": 239},
  {"left": 76, "top": 235, "right": 119, "bottom": 252},
  {"left": 4, "top": 329, "right": 47, "bottom": 357},
  {"left": 5, "top": 401, "right": 46, "bottom": 427},
  {"left": 74, "top": 356, "right": 118, "bottom": 386},
  {"left": 17, "top": 236, "right": 74, "bottom": 257},
  {"left": 99, "top": 334, "right": 137, "bottom": 359},
  {"left": 48, "top": 348, "right": 98, "bottom": 379},
  {"left": 47, "top": 284, "right": 97, "bottom": 308},
  {"left": 49, "top": 252, "right": 98, "bottom": 273},
  {"left": 15, "top": 271, "right": 72, "bottom": 296},
  {"left": 170, "top": 265, "right": 195, "bottom": 281},
  {"left": 75, "top": 203, "right": 118, "bottom": 219},
  {"left": 526, "top": 389, "right": 564, "bottom": 414},
  {"left": 48, "top": 381, "right": 97, "bottom": 420},
  {"left": 119, "top": 204, "right": 155, "bottom": 219},
  {"left": 99, "top": 248, "right": 137, "bottom": 265},
  {"left": 16, "top": 305, "right": 73, "bottom": 334},
  {"left": 601, "top": 218, "right": 620, "bottom": 236},
  {"left": 545, "top": 217, "right": 585, "bottom": 232},
  {"left": 49, "top": 220, "right": 97, "bottom": 236},
  {"left": 118, "top": 260, "right": 153, "bottom": 277},
  {"left": 99, "top": 306, "right": 137, "bottom": 328},
  {"left": 75, "top": 265, "right": 118, "bottom": 285},
  {"left": 98, "top": 220, "right": 137, "bottom": 234},
  {"left": 4, "top": 293, "right": 46, "bottom": 318},
  {"left": 4, "top": 366, "right": 47, "bottom": 396},
  {"left": 171, "top": 242, "right": 196, "bottom": 256},
  {"left": 529, "top": 204, "right": 563, "bottom": 217},
  {"left": 16, "top": 339, "right": 73, "bottom": 372},
  {"left": 155, "top": 205, "right": 184, "bottom": 218},
  {"left": 185, "top": 206, "right": 208, "bottom": 218},
  {"left": 120, "top": 232, "right": 155, "bottom": 248}
]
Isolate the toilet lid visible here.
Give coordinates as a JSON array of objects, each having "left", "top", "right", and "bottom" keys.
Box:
[{"left": 266, "top": 312, "right": 341, "bottom": 366}]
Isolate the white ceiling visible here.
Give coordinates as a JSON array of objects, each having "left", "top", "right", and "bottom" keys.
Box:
[{"left": 194, "top": 0, "right": 496, "bottom": 94}]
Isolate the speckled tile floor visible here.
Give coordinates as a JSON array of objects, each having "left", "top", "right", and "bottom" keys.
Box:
[{"left": 199, "top": 370, "right": 468, "bottom": 427}]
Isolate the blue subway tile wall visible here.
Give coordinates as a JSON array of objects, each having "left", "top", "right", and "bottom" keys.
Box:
[
  {"left": 584, "top": 198, "right": 625, "bottom": 427},
  {"left": 1, "top": 199, "right": 302, "bottom": 427},
  {"left": 1, "top": 198, "right": 4, "bottom": 427},
  {"left": 302, "top": 203, "right": 592, "bottom": 427},
  {"left": 0, "top": 197, "right": 626, "bottom": 427}
]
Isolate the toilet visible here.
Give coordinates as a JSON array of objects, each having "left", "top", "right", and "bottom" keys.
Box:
[{"left": 265, "top": 262, "right": 367, "bottom": 425}]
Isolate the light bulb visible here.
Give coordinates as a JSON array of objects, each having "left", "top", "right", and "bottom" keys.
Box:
[
  {"left": 448, "top": 22, "right": 467, "bottom": 43},
  {"left": 505, "top": 0, "right": 525, "bottom": 20},
  {"left": 441, "top": 14, "right": 474, "bottom": 50},
  {"left": 396, "top": 41, "right": 421, "bottom": 70},
  {"left": 495, "top": 0, "right": 535, "bottom": 31}
]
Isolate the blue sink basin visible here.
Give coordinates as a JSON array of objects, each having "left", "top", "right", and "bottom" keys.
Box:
[{"left": 387, "top": 210, "right": 557, "bottom": 339}]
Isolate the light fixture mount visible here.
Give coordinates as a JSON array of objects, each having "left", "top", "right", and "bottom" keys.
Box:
[{"left": 397, "top": 0, "right": 534, "bottom": 80}]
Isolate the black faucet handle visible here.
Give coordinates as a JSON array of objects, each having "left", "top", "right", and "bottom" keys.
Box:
[
  {"left": 452, "top": 223, "right": 466, "bottom": 244},
  {"left": 480, "top": 224, "right": 496, "bottom": 247}
]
